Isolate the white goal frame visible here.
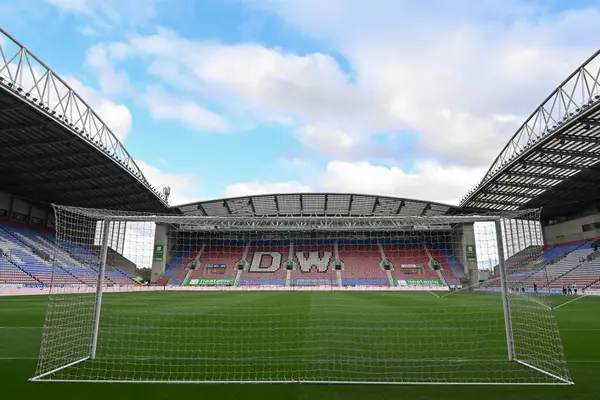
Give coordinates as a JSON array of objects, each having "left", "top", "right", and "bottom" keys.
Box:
[{"left": 30, "top": 206, "right": 573, "bottom": 385}]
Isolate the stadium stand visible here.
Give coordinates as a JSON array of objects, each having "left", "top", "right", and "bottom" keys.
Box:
[
  {"left": 239, "top": 245, "right": 290, "bottom": 287},
  {"left": 339, "top": 245, "right": 389, "bottom": 286},
  {"left": 439, "top": 247, "right": 467, "bottom": 280},
  {"left": 158, "top": 240, "right": 466, "bottom": 288},
  {"left": 385, "top": 245, "right": 440, "bottom": 280},
  {"left": 0, "top": 257, "right": 39, "bottom": 284},
  {"left": 189, "top": 246, "right": 239, "bottom": 279},
  {"left": 480, "top": 237, "right": 600, "bottom": 292},
  {"left": 289, "top": 245, "right": 338, "bottom": 286},
  {"left": 0, "top": 220, "right": 136, "bottom": 286},
  {"left": 0, "top": 226, "right": 80, "bottom": 285}
]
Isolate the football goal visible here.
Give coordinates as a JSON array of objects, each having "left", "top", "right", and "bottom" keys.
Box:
[{"left": 30, "top": 205, "right": 572, "bottom": 385}]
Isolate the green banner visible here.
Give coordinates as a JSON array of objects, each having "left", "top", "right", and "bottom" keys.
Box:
[
  {"left": 466, "top": 245, "right": 477, "bottom": 261},
  {"left": 395, "top": 278, "right": 444, "bottom": 287},
  {"left": 153, "top": 245, "right": 164, "bottom": 261},
  {"left": 185, "top": 278, "right": 234, "bottom": 286}
]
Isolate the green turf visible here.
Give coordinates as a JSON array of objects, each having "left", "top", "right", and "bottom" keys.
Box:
[{"left": 1, "top": 291, "right": 598, "bottom": 399}]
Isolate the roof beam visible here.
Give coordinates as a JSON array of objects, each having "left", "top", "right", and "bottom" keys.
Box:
[
  {"left": 520, "top": 160, "right": 587, "bottom": 170},
  {"left": 493, "top": 181, "right": 554, "bottom": 191},
  {"left": 506, "top": 171, "right": 600, "bottom": 184},
  {"left": 3, "top": 160, "right": 107, "bottom": 178},
  {"left": 198, "top": 204, "right": 208, "bottom": 216},
  {"left": 506, "top": 171, "right": 573, "bottom": 180},
  {"left": 471, "top": 198, "right": 522, "bottom": 206},
  {"left": 0, "top": 121, "right": 49, "bottom": 133},
  {"left": 299, "top": 194, "right": 304, "bottom": 214},
  {"left": 0, "top": 136, "right": 70, "bottom": 150},
  {"left": 420, "top": 203, "right": 431, "bottom": 216},
  {"left": 396, "top": 200, "right": 405, "bottom": 214},
  {"left": 248, "top": 197, "right": 256, "bottom": 214},
  {"left": 542, "top": 149, "right": 600, "bottom": 159},
  {"left": 0, "top": 103, "right": 31, "bottom": 113},
  {"left": 481, "top": 191, "right": 534, "bottom": 199},
  {"left": 0, "top": 149, "right": 96, "bottom": 164},
  {"left": 5, "top": 172, "right": 124, "bottom": 190},
  {"left": 561, "top": 135, "right": 600, "bottom": 145},
  {"left": 223, "top": 200, "right": 232, "bottom": 215},
  {"left": 46, "top": 183, "right": 136, "bottom": 201},
  {"left": 348, "top": 195, "right": 354, "bottom": 214},
  {"left": 274, "top": 195, "right": 280, "bottom": 213},
  {"left": 79, "top": 193, "right": 150, "bottom": 209},
  {"left": 580, "top": 118, "right": 600, "bottom": 127},
  {"left": 323, "top": 194, "right": 328, "bottom": 213},
  {"left": 371, "top": 198, "right": 379, "bottom": 214}
]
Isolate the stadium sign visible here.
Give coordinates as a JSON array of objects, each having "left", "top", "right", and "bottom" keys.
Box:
[
  {"left": 153, "top": 245, "right": 164, "bottom": 261},
  {"left": 395, "top": 278, "right": 444, "bottom": 287},
  {"left": 466, "top": 245, "right": 477, "bottom": 261},
  {"left": 185, "top": 278, "right": 234, "bottom": 286}
]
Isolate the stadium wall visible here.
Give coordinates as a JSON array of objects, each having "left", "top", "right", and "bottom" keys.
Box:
[
  {"left": 0, "top": 191, "right": 54, "bottom": 228},
  {"left": 544, "top": 212, "right": 600, "bottom": 244}
]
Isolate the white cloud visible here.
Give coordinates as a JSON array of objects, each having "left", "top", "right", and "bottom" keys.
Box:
[
  {"left": 48, "top": 0, "right": 91, "bottom": 14},
  {"left": 68, "top": 1, "right": 600, "bottom": 205},
  {"left": 295, "top": 124, "right": 385, "bottom": 159},
  {"left": 108, "top": 30, "right": 389, "bottom": 156},
  {"left": 136, "top": 161, "right": 204, "bottom": 206},
  {"left": 144, "top": 86, "right": 231, "bottom": 133},
  {"left": 222, "top": 180, "right": 312, "bottom": 198},
  {"left": 243, "top": 0, "right": 600, "bottom": 165},
  {"left": 47, "top": 0, "right": 159, "bottom": 29},
  {"left": 219, "top": 159, "right": 484, "bottom": 205},
  {"left": 317, "top": 160, "right": 487, "bottom": 205},
  {"left": 85, "top": 43, "right": 131, "bottom": 94}
]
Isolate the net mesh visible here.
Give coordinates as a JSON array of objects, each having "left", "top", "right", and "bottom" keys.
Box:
[{"left": 32, "top": 205, "right": 572, "bottom": 385}]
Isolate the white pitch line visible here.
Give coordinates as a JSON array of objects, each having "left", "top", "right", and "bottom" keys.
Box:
[
  {"left": 0, "top": 326, "right": 42, "bottom": 329},
  {"left": 2, "top": 356, "right": 600, "bottom": 365},
  {"left": 553, "top": 295, "right": 588, "bottom": 310}
]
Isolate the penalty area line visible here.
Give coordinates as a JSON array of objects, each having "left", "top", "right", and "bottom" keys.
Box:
[{"left": 552, "top": 295, "right": 588, "bottom": 310}]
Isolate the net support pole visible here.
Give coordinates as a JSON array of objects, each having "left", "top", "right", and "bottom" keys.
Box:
[
  {"left": 495, "top": 219, "right": 516, "bottom": 362},
  {"left": 90, "top": 219, "right": 111, "bottom": 360}
]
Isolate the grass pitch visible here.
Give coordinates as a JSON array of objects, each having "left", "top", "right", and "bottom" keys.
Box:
[{"left": 1, "top": 291, "right": 599, "bottom": 399}]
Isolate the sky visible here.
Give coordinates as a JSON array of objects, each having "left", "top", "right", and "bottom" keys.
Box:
[{"left": 2, "top": 0, "right": 599, "bottom": 208}]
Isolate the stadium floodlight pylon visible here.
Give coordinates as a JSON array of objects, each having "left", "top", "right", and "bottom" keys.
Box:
[{"left": 30, "top": 205, "right": 573, "bottom": 385}]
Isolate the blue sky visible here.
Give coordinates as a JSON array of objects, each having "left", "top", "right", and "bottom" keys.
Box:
[{"left": 1, "top": 0, "right": 599, "bottom": 206}]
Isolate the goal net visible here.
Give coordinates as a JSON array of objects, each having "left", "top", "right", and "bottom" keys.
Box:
[{"left": 31, "top": 205, "right": 572, "bottom": 385}]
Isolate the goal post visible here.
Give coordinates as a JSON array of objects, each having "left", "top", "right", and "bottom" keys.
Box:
[{"left": 31, "top": 205, "right": 572, "bottom": 385}]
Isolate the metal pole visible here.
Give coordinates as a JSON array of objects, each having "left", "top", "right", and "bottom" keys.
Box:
[
  {"left": 495, "top": 219, "right": 516, "bottom": 361},
  {"left": 91, "top": 220, "right": 111, "bottom": 360}
]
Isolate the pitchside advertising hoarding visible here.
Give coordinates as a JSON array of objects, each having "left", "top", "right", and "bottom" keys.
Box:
[
  {"left": 395, "top": 278, "right": 444, "bottom": 287},
  {"left": 185, "top": 278, "right": 234, "bottom": 286}
]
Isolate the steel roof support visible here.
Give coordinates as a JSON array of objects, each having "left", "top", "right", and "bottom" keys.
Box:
[{"left": 223, "top": 200, "right": 232, "bottom": 215}]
